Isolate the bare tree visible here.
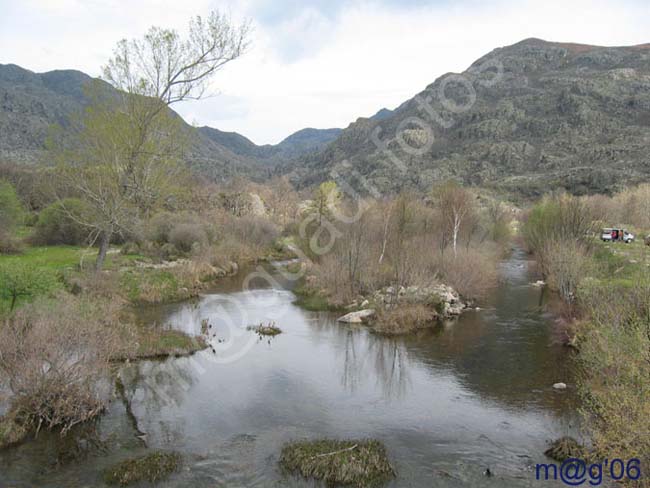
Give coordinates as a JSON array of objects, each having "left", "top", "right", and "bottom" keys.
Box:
[
  {"left": 432, "top": 181, "right": 474, "bottom": 257},
  {"left": 53, "top": 11, "right": 250, "bottom": 270}
]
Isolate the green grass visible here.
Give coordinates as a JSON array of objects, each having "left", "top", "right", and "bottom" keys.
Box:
[
  {"left": 103, "top": 451, "right": 182, "bottom": 486},
  {"left": 119, "top": 268, "right": 189, "bottom": 304},
  {"left": 591, "top": 240, "right": 650, "bottom": 281},
  {"left": 126, "top": 329, "right": 207, "bottom": 360},
  {"left": 0, "top": 245, "right": 95, "bottom": 270},
  {"left": 292, "top": 283, "right": 343, "bottom": 312},
  {"left": 280, "top": 439, "right": 395, "bottom": 488}
]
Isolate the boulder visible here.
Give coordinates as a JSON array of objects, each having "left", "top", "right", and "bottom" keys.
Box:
[{"left": 337, "top": 309, "right": 375, "bottom": 323}]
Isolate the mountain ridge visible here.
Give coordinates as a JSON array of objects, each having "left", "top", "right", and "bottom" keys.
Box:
[
  {"left": 285, "top": 37, "right": 650, "bottom": 197},
  {"left": 0, "top": 63, "right": 341, "bottom": 179}
]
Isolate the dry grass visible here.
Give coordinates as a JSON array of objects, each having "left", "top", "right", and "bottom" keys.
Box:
[
  {"left": 280, "top": 439, "right": 395, "bottom": 488},
  {"left": 372, "top": 304, "right": 437, "bottom": 335},
  {"left": 544, "top": 437, "right": 585, "bottom": 461}
]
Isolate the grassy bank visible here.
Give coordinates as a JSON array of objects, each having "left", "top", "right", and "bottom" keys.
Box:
[{"left": 521, "top": 193, "right": 650, "bottom": 467}]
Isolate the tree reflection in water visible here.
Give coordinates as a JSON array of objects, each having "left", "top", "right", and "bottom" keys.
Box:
[{"left": 341, "top": 327, "right": 411, "bottom": 399}]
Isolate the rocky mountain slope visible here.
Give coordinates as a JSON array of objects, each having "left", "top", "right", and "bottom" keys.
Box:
[
  {"left": 287, "top": 38, "right": 650, "bottom": 197},
  {"left": 4, "top": 38, "right": 650, "bottom": 197},
  {"left": 0, "top": 64, "right": 339, "bottom": 180}
]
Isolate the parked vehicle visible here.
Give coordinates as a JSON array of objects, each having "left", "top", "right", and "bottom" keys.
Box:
[{"left": 602, "top": 227, "right": 634, "bottom": 243}]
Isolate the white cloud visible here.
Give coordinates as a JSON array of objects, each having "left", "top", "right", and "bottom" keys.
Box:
[{"left": 1, "top": 0, "right": 649, "bottom": 144}]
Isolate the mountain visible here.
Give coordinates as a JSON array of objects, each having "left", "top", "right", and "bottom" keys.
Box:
[
  {"left": 198, "top": 126, "right": 341, "bottom": 163},
  {"left": 0, "top": 63, "right": 340, "bottom": 180},
  {"left": 5, "top": 37, "right": 650, "bottom": 198},
  {"left": 287, "top": 38, "right": 650, "bottom": 197}
]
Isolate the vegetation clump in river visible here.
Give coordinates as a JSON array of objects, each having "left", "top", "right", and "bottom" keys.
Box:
[
  {"left": 279, "top": 439, "right": 395, "bottom": 487},
  {"left": 103, "top": 451, "right": 182, "bottom": 486},
  {"left": 0, "top": 413, "right": 29, "bottom": 449},
  {"left": 247, "top": 322, "right": 282, "bottom": 336},
  {"left": 544, "top": 437, "right": 585, "bottom": 461}
]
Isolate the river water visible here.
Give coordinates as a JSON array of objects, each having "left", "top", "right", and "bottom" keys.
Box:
[{"left": 0, "top": 248, "right": 579, "bottom": 487}]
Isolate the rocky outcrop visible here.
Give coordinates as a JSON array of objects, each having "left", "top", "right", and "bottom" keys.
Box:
[
  {"left": 337, "top": 309, "right": 376, "bottom": 323},
  {"left": 371, "top": 284, "right": 467, "bottom": 318}
]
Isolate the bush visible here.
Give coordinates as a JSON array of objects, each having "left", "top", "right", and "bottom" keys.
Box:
[
  {"left": 439, "top": 247, "right": 498, "bottom": 301},
  {"left": 222, "top": 215, "right": 280, "bottom": 251},
  {"left": 169, "top": 222, "right": 207, "bottom": 253},
  {"left": 0, "top": 295, "right": 133, "bottom": 434},
  {"left": 32, "top": 198, "right": 92, "bottom": 245},
  {"left": 0, "top": 262, "right": 58, "bottom": 311},
  {"left": 147, "top": 212, "right": 176, "bottom": 245},
  {"left": 539, "top": 240, "right": 591, "bottom": 302},
  {"left": 0, "top": 231, "right": 23, "bottom": 254}
]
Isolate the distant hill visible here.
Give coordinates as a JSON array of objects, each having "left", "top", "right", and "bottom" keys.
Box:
[
  {"left": 198, "top": 126, "right": 341, "bottom": 163},
  {"left": 0, "top": 63, "right": 340, "bottom": 181},
  {"left": 286, "top": 38, "right": 650, "bottom": 197}
]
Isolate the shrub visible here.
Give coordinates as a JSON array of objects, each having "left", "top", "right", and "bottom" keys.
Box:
[
  {"left": 222, "top": 215, "right": 280, "bottom": 252},
  {"left": 0, "top": 295, "right": 132, "bottom": 434},
  {"left": 539, "top": 240, "right": 591, "bottom": 302},
  {"left": 169, "top": 222, "right": 207, "bottom": 253},
  {"left": 439, "top": 247, "right": 498, "bottom": 301},
  {"left": 0, "top": 231, "right": 23, "bottom": 254},
  {"left": 32, "top": 198, "right": 93, "bottom": 245},
  {"left": 0, "top": 262, "right": 58, "bottom": 311},
  {"left": 147, "top": 211, "right": 176, "bottom": 245}
]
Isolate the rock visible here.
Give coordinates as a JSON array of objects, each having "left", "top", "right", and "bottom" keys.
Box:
[
  {"left": 248, "top": 193, "right": 267, "bottom": 216},
  {"left": 553, "top": 382, "right": 567, "bottom": 390},
  {"left": 337, "top": 309, "right": 375, "bottom": 323}
]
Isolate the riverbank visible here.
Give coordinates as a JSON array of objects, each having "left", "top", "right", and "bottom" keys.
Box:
[{"left": 521, "top": 193, "right": 650, "bottom": 469}]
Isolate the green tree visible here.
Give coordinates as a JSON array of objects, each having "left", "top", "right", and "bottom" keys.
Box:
[
  {"left": 0, "top": 263, "right": 57, "bottom": 311},
  {"left": 311, "top": 181, "right": 341, "bottom": 226},
  {"left": 0, "top": 180, "right": 23, "bottom": 230},
  {"left": 51, "top": 11, "right": 250, "bottom": 271}
]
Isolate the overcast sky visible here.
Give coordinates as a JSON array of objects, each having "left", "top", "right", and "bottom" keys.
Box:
[{"left": 1, "top": 0, "right": 648, "bottom": 144}]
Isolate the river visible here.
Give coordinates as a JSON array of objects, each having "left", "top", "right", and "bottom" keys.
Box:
[{"left": 0, "top": 248, "right": 579, "bottom": 487}]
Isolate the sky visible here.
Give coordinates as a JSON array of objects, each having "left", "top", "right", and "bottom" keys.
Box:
[{"left": 1, "top": 0, "right": 649, "bottom": 144}]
